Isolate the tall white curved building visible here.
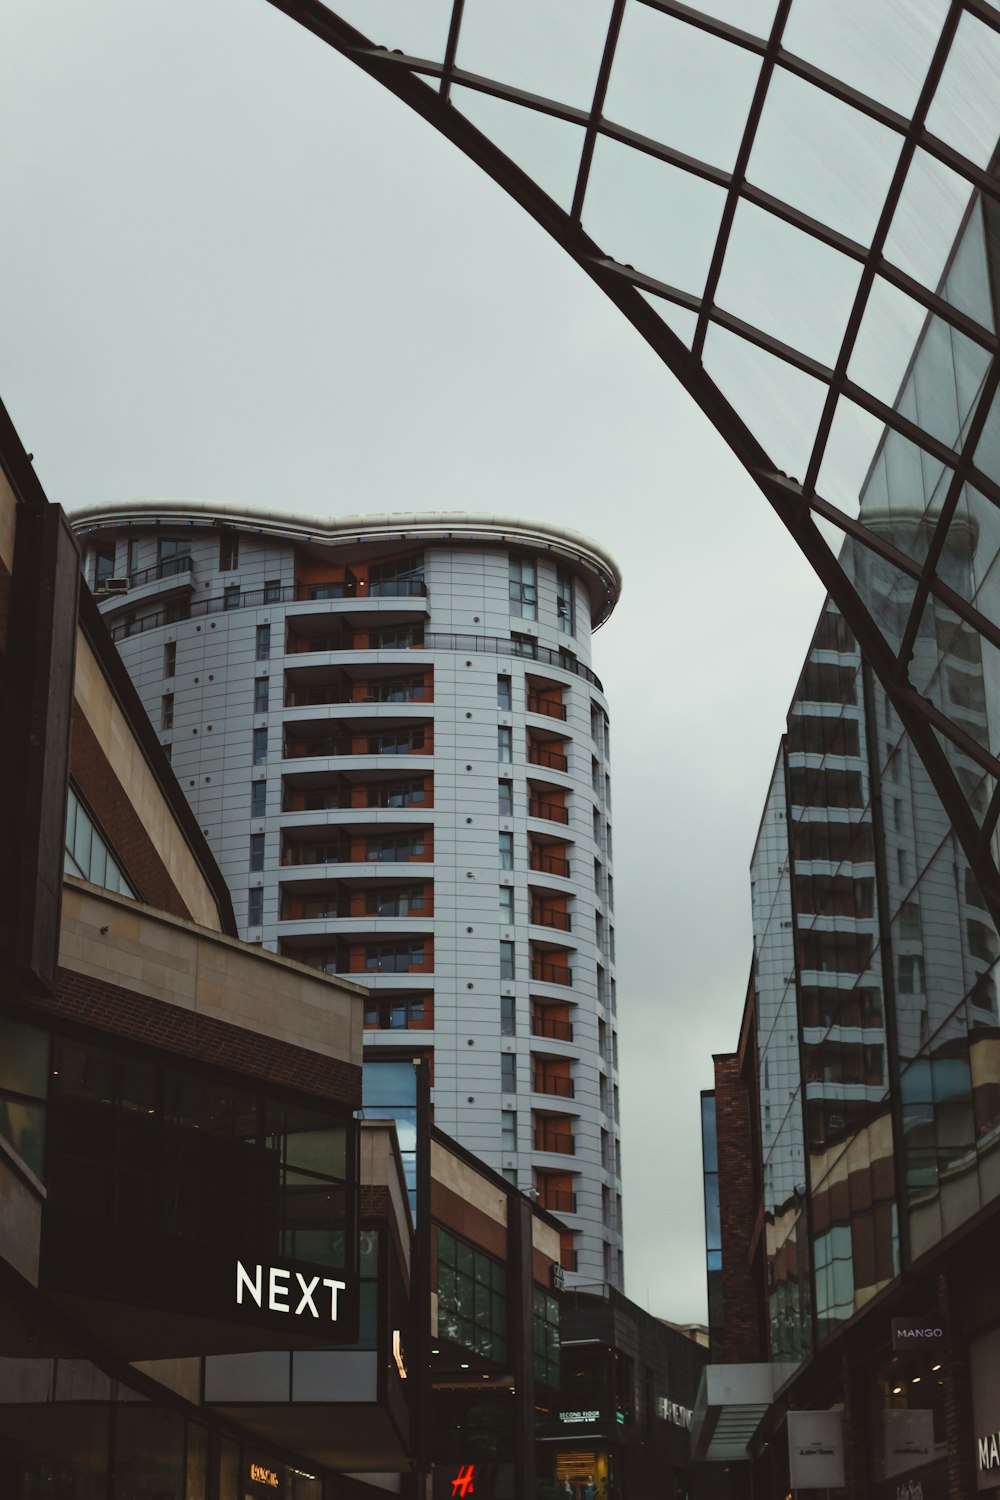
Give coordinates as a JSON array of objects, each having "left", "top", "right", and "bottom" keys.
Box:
[{"left": 71, "top": 506, "right": 624, "bottom": 1287}]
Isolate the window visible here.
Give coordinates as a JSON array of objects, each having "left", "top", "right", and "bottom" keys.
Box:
[
  {"left": 499, "top": 886, "right": 514, "bottom": 923},
  {"left": 500, "top": 940, "right": 515, "bottom": 980},
  {"left": 498, "top": 727, "right": 513, "bottom": 763},
  {"left": 255, "top": 624, "right": 271, "bottom": 661},
  {"left": 247, "top": 887, "right": 264, "bottom": 927},
  {"left": 264, "top": 579, "right": 281, "bottom": 604},
  {"left": 65, "top": 785, "right": 136, "bottom": 898},
  {"left": 250, "top": 781, "right": 266, "bottom": 818},
  {"left": 163, "top": 641, "right": 176, "bottom": 677},
  {"left": 501, "top": 1111, "right": 517, "bottom": 1151},
  {"left": 501, "top": 1053, "right": 516, "bottom": 1092},
  {"left": 509, "top": 557, "right": 537, "bottom": 619},
  {"left": 501, "top": 996, "right": 516, "bottom": 1036},
  {"left": 369, "top": 726, "right": 426, "bottom": 755},
  {"left": 161, "top": 694, "right": 174, "bottom": 730},
  {"left": 254, "top": 678, "right": 269, "bottom": 713},
  {"left": 365, "top": 887, "right": 426, "bottom": 917},
  {"left": 219, "top": 530, "right": 239, "bottom": 571},
  {"left": 364, "top": 995, "right": 431, "bottom": 1030},
  {"left": 498, "top": 780, "right": 513, "bottom": 816},
  {"left": 157, "top": 538, "right": 185, "bottom": 566},
  {"left": 497, "top": 674, "right": 512, "bottom": 711},
  {"left": 253, "top": 728, "right": 268, "bottom": 766},
  {"left": 533, "top": 1287, "right": 561, "bottom": 1390},
  {"left": 368, "top": 553, "right": 424, "bottom": 596},
  {"left": 898, "top": 955, "right": 925, "bottom": 994},
  {"left": 127, "top": 538, "right": 141, "bottom": 576},
  {"left": 899, "top": 901, "right": 922, "bottom": 940},
  {"left": 436, "top": 1228, "right": 508, "bottom": 1364},
  {"left": 94, "top": 544, "right": 116, "bottom": 587},
  {"left": 224, "top": 584, "right": 240, "bottom": 610},
  {"left": 511, "top": 632, "right": 537, "bottom": 657},
  {"left": 499, "top": 832, "right": 514, "bottom": 870},
  {"left": 366, "top": 833, "right": 426, "bottom": 862},
  {"left": 556, "top": 567, "right": 574, "bottom": 635},
  {"left": 364, "top": 941, "right": 426, "bottom": 973},
  {"left": 249, "top": 833, "right": 265, "bottom": 871}
]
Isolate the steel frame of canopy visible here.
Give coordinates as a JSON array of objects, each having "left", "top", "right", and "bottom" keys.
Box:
[{"left": 265, "top": 0, "right": 1000, "bottom": 920}]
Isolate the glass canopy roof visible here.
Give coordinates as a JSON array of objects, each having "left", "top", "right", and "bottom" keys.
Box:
[{"left": 268, "top": 0, "right": 1000, "bottom": 915}]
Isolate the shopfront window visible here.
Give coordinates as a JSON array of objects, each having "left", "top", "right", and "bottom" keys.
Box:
[{"left": 436, "top": 1228, "right": 508, "bottom": 1364}]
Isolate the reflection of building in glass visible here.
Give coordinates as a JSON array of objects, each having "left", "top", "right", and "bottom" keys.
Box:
[
  {"left": 697, "top": 177, "right": 1000, "bottom": 1496},
  {"left": 70, "top": 508, "right": 624, "bottom": 1290}
]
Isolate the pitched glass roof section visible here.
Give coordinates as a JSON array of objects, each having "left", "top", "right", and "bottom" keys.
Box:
[{"left": 266, "top": 0, "right": 1000, "bottom": 919}]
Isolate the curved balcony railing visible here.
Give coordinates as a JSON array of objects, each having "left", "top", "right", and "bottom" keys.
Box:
[
  {"left": 530, "top": 800, "right": 569, "bottom": 826},
  {"left": 532, "top": 1073, "right": 575, "bottom": 1100},
  {"left": 530, "top": 850, "right": 570, "bottom": 879},
  {"left": 527, "top": 693, "right": 568, "bottom": 721},
  {"left": 531, "top": 1015, "right": 573, "bottom": 1043},
  {"left": 528, "top": 744, "right": 568, "bottom": 772},
  {"left": 532, "top": 960, "right": 573, "bottom": 987},
  {"left": 531, "top": 907, "right": 572, "bottom": 933}
]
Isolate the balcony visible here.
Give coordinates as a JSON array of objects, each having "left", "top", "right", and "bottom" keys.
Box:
[
  {"left": 533, "top": 1128, "right": 575, "bottom": 1155},
  {"left": 531, "top": 905, "right": 572, "bottom": 932},
  {"left": 537, "top": 1186, "right": 577, "bottom": 1214},
  {"left": 531, "top": 1013, "right": 574, "bottom": 1043},
  {"left": 285, "top": 675, "right": 432, "bottom": 708},
  {"left": 527, "top": 693, "right": 567, "bottom": 721},
  {"left": 281, "top": 831, "right": 432, "bottom": 866},
  {"left": 531, "top": 958, "right": 573, "bottom": 987},
  {"left": 129, "top": 554, "right": 193, "bottom": 588},
  {"left": 529, "top": 848, "right": 570, "bottom": 879},
  {"left": 529, "top": 798, "right": 569, "bottom": 825},
  {"left": 528, "top": 743, "right": 568, "bottom": 772},
  {"left": 532, "top": 1072, "right": 575, "bottom": 1100}
]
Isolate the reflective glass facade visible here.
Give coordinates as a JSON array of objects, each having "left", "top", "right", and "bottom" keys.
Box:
[{"left": 272, "top": 0, "right": 1000, "bottom": 919}]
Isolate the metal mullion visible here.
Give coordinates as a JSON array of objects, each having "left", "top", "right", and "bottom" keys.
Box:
[
  {"left": 891, "top": 685, "right": 1000, "bottom": 782},
  {"left": 839, "top": 379, "right": 963, "bottom": 470},
  {"left": 439, "top": 0, "right": 467, "bottom": 103},
  {"left": 635, "top": 0, "right": 770, "bottom": 50},
  {"left": 692, "top": 0, "right": 793, "bottom": 361},
  {"left": 897, "top": 360, "right": 1000, "bottom": 673},
  {"left": 757, "top": 486, "right": 1000, "bottom": 923},
  {"left": 802, "top": 1, "right": 966, "bottom": 498},
  {"left": 977, "top": 778, "right": 1000, "bottom": 852},
  {"left": 804, "top": 494, "right": 1000, "bottom": 658},
  {"left": 570, "top": 0, "right": 626, "bottom": 223},
  {"left": 692, "top": 0, "right": 791, "bottom": 361}
]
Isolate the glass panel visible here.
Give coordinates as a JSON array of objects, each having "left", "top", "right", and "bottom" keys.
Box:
[
  {"left": 450, "top": 87, "right": 584, "bottom": 210},
  {"left": 780, "top": 0, "right": 948, "bottom": 117},
  {"left": 849, "top": 277, "right": 933, "bottom": 413},
  {"left": 363, "top": 1059, "right": 417, "bottom": 1105},
  {"left": 933, "top": 483, "right": 1000, "bottom": 609},
  {"left": 815, "top": 396, "right": 886, "bottom": 520},
  {"left": 714, "top": 201, "right": 863, "bottom": 366},
  {"left": 330, "top": 0, "right": 455, "bottom": 61},
  {"left": 940, "top": 198, "right": 994, "bottom": 331},
  {"left": 455, "top": 0, "right": 615, "bottom": 109},
  {"left": 636, "top": 290, "right": 699, "bottom": 347},
  {"left": 924, "top": 9, "right": 1000, "bottom": 169},
  {"left": 747, "top": 67, "right": 902, "bottom": 245},
  {"left": 582, "top": 136, "right": 727, "bottom": 296},
  {"left": 838, "top": 532, "right": 920, "bottom": 651},
  {"left": 703, "top": 326, "right": 828, "bottom": 480},
  {"left": 0, "top": 1019, "right": 49, "bottom": 1098},
  {"left": 884, "top": 149, "right": 976, "bottom": 293},
  {"left": 604, "top": 5, "right": 761, "bottom": 172},
  {"left": 974, "top": 385, "right": 1000, "bottom": 489},
  {"left": 910, "top": 598, "right": 1000, "bottom": 772}
]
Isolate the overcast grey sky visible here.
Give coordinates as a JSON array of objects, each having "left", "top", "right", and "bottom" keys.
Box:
[{"left": 2, "top": 0, "right": 826, "bottom": 1320}]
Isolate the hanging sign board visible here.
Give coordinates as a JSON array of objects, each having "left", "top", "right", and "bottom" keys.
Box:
[{"left": 788, "top": 1410, "right": 845, "bottom": 1490}]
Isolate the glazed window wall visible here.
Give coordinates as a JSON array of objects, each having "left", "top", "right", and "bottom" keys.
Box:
[
  {"left": 533, "top": 1287, "right": 560, "bottom": 1390},
  {"left": 38, "top": 1035, "right": 357, "bottom": 1275},
  {"left": 786, "top": 629, "right": 900, "bottom": 1349},
  {"left": 753, "top": 753, "right": 812, "bottom": 1364},
  {"left": 436, "top": 1228, "right": 508, "bottom": 1364},
  {"left": 700, "top": 1092, "right": 724, "bottom": 1362},
  {"left": 64, "top": 786, "right": 136, "bottom": 899}
]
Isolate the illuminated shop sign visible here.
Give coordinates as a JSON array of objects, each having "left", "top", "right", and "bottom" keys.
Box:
[
  {"left": 656, "top": 1396, "right": 693, "bottom": 1429},
  {"left": 249, "top": 1463, "right": 280, "bottom": 1488},
  {"left": 246, "top": 1456, "right": 285, "bottom": 1497},
  {"left": 891, "top": 1318, "right": 944, "bottom": 1350},
  {"left": 561, "top": 1410, "right": 600, "bottom": 1424},
  {"left": 451, "top": 1465, "right": 476, "bottom": 1496},
  {"left": 978, "top": 1431, "right": 1000, "bottom": 1473},
  {"left": 40, "top": 1218, "right": 359, "bottom": 1345},
  {"left": 236, "top": 1261, "right": 347, "bottom": 1321}
]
